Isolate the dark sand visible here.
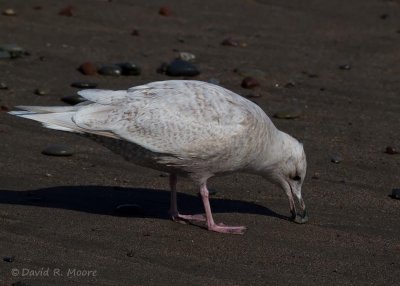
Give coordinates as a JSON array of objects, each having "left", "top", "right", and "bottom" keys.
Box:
[{"left": 1, "top": 0, "right": 400, "bottom": 285}]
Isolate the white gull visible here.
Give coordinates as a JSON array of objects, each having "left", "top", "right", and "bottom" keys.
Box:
[{"left": 10, "top": 80, "right": 308, "bottom": 234}]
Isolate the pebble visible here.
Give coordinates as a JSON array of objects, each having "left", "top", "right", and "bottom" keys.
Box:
[
  {"left": 61, "top": 94, "right": 86, "bottom": 105},
  {"left": 221, "top": 38, "right": 239, "bottom": 47},
  {"left": 166, "top": 59, "right": 200, "bottom": 76},
  {"left": 391, "top": 189, "right": 400, "bottom": 199},
  {"left": 178, "top": 52, "right": 196, "bottom": 62},
  {"left": 273, "top": 108, "right": 302, "bottom": 119},
  {"left": 42, "top": 145, "right": 74, "bottom": 156},
  {"left": 71, "top": 81, "right": 98, "bottom": 89},
  {"left": 0, "top": 50, "right": 11, "bottom": 59},
  {"left": 131, "top": 29, "right": 140, "bottom": 36},
  {"left": 3, "top": 256, "right": 15, "bottom": 262},
  {"left": 0, "top": 44, "right": 27, "bottom": 59},
  {"left": 245, "top": 92, "right": 262, "bottom": 98},
  {"left": 116, "top": 62, "right": 141, "bottom": 76},
  {"left": 114, "top": 204, "right": 145, "bottom": 216},
  {"left": 98, "top": 64, "right": 122, "bottom": 76},
  {"left": 241, "top": 77, "right": 260, "bottom": 89},
  {"left": 1, "top": 105, "right": 10, "bottom": 112},
  {"left": 331, "top": 154, "right": 343, "bottom": 164},
  {"left": 339, "top": 64, "right": 351, "bottom": 70},
  {"left": 34, "top": 88, "right": 50, "bottom": 96},
  {"left": 59, "top": 6, "right": 74, "bottom": 17},
  {"left": 234, "top": 68, "right": 266, "bottom": 79},
  {"left": 380, "top": 14, "right": 389, "bottom": 20},
  {"left": 385, "top": 146, "right": 399, "bottom": 154},
  {"left": 207, "top": 78, "right": 220, "bottom": 85},
  {"left": 3, "top": 9, "right": 16, "bottom": 16},
  {"left": 159, "top": 6, "right": 172, "bottom": 16},
  {"left": 0, "top": 82, "right": 8, "bottom": 89},
  {"left": 284, "top": 82, "right": 296, "bottom": 88},
  {"left": 78, "top": 62, "right": 97, "bottom": 75},
  {"left": 127, "top": 250, "right": 135, "bottom": 257}
]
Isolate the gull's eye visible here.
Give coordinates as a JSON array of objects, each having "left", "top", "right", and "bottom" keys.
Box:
[{"left": 292, "top": 175, "right": 301, "bottom": 181}]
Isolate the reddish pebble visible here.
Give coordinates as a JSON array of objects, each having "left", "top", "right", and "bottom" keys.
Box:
[
  {"left": 241, "top": 77, "right": 260, "bottom": 89},
  {"left": 221, "top": 38, "right": 239, "bottom": 47},
  {"left": 58, "top": 6, "right": 74, "bottom": 17},
  {"left": 385, "top": 146, "right": 399, "bottom": 154},
  {"left": 159, "top": 6, "right": 172, "bottom": 16},
  {"left": 131, "top": 29, "right": 140, "bottom": 36},
  {"left": 1, "top": 105, "right": 10, "bottom": 112},
  {"left": 78, "top": 62, "right": 97, "bottom": 75}
]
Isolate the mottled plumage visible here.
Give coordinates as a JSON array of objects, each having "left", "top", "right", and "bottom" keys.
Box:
[{"left": 10, "top": 80, "right": 308, "bottom": 234}]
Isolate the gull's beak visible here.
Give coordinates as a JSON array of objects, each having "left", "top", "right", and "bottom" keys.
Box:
[{"left": 286, "top": 182, "right": 308, "bottom": 224}]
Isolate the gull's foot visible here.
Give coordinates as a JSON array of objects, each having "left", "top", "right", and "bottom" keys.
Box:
[
  {"left": 169, "top": 211, "right": 206, "bottom": 224},
  {"left": 208, "top": 223, "right": 247, "bottom": 235}
]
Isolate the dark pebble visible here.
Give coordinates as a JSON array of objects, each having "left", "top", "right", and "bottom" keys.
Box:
[
  {"left": 127, "top": 250, "right": 135, "bottom": 257},
  {"left": 273, "top": 108, "right": 302, "bottom": 119},
  {"left": 34, "top": 88, "right": 49, "bottom": 96},
  {"left": 245, "top": 92, "right": 262, "bottom": 98},
  {"left": 284, "top": 82, "right": 296, "bottom": 88},
  {"left": 42, "top": 145, "right": 74, "bottom": 156},
  {"left": 339, "top": 64, "right": 351, "bottom": 70},
  {"left": 3, "top": 256, "right": 15, "bottom": 262},
  {"left": 221, "top": 38, "right": 239, "bottom": 47},
  {"left": 159, "top": 6, "right": 172, "bottom": 16},
  {"left": 78, "top": 62, "right": 97, "bottom": 75},
  {"left": 380, "top": 14, "right": 389, "bottom": 20},
  {"left": 241, "top": 77, "right": 260, "bottom": 89},
  {"left": 59, "top": 6, "right": 74, "bottom": 16},
  {"left": 391, "top": 189, "right": 400, "bottom": 199},
  {"left": 308, "top": 73, "right": 318, "bottom": 78},
  {"left": 1, "top": 105, "right": 10, "bottom": 112},
  {"left": 98, "top": 65, "right": 122, "bottom": 76},
  {"left": 0, "top": 82, "right": 8, "bottom": 89},
  {"left": 166, "top": 59, "right": 200, "bottom": 76},
  {"left": 71, "top": 81, "right": 98, "bottom": 89},
  {"left": 131, "top": 29, "right": 140, "bottom": 36},
  {"left": 33, "top": 6, "right": 43, "bottom": 10},
  {"left": 385, "top": 146, "right": 399, "bottom": 154},
  {"left": 331, "top": 154, "right": 343, "bottom": 164},
  {"left": 114, "top": 204, "right": 145, "bottom": 217},
  {"left": 3, "top": 9, "right": 16, "bottom": 16},
  {"left": 320, "top": 87, "right": 326, "bottom": 91},
  {"left": 116, "top": 62, "right": 141, "bottom": 76},
  {"left": 61, "top": 94, "right": 86, "bottom": 105}
]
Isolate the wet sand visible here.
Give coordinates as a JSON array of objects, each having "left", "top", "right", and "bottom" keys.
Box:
[{"left": 1, "top": 0, "right": 399, "bottom": 285}]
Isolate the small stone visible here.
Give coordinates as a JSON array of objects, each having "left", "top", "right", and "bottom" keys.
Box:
[
  {"left": 380, "top": 14, "right": 389, "bottom": 19},
  {"left": 391, "top": 189, "right": 400, "bottom": 199},
  {"left": 241, "top": 77, "right": 260, "bottom": 89},
  {"left": 234, "top": 68, "right": 266, "bottom": 79},
  {"left": 3, "top": 256, "right": 15, "bottom": 262},
  {"left": 114, "top": 204, "right": 145, "bottom": 217},
  {"left": 78, "top": 62, "right": 97, "bottom": 75},
  {"left": 385, "top": 146, "right": 399, "bottom": 154},
  {"left": 273, "top": 108, "right": 302, "bottom": 119},
  {"left": 3, "top": 9, "right": 16, "bottom": 16},
  {"left": 42, "top": 145, "right": 74, "bottom": 156},
  {"left": 178, "top": 52, "right": 196, "bottom": 62},
  {"left": 131, "top": 29, "right": 140, "bottom": 36},
  {"left": 71, "top": 81, "right": 98, "bottom": 89},
  {"left": 59, "top": 6, "right": 74, "bottom": 16},
  {"left": 245, "top": 92, "right": 262, "bottom": 98},
  {"left": 0, "top": 44, "right": 27, "bottom": 59},
  {"left": 127, "top": 250, "right": 135, "bottom": 257},
  {"left": 98, "top": 65, "right": 122, "bottom": 76},
  {"left": 0, "top": 105, "right": 10, "bottom": 112},
  {"left": 0, "top": 82, "right": 8, "bottom": 89},
  {"left": 339, "top": 64, "right": 351, "bottom": 70},
  {"left": 221, "top": 38, "right": 239, "bottom": 47},
  {"left": 34, "top": 88, "right": 49, "bottom": 96},
  {"left": 166, "top": 59, "right": 200, "bottom": 77},
  {"left": 331, "top": 154, "right": 343, "bottom": 164},
  {"left": 320, "top": 87, "right": 326, "bottom": 91},
  {"left": 207, "top": 78, "right": 220, "bottom": 85},
  {"left": 159, "top": 6, "right": 172, "bottom": 16},
  {"left": 116, "top": 62, "right": 141, "bottom": 76},
  {"left": 284, "top": 82, "right": 296, "bottom": 88},
  {"left": 61, "top": 94, "right": 86, "bottom": 105}
]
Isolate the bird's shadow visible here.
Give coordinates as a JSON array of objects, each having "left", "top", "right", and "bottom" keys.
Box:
[{"left": 0, "top": 186, "right": 289, "bottom": 222}]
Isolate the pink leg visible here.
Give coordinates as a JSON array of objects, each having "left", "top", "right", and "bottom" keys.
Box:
[
  {"left": 199, "top": 184, "right": 246, "bottom": 234},
  {"left": 168, "top": 174, "right": 206, "bottom": 223}
]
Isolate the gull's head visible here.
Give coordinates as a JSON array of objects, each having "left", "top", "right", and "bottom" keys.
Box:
[{"left": 262, "top": 132, "right": 308, "bottom": 224}]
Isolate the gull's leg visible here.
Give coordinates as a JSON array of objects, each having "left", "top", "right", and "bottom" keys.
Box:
[
  {"left": 168, "top": 174, "right": 205, "bottom": 222},
  {"left": 199, "top": 183, "right": 246, "bottom": 234}
]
